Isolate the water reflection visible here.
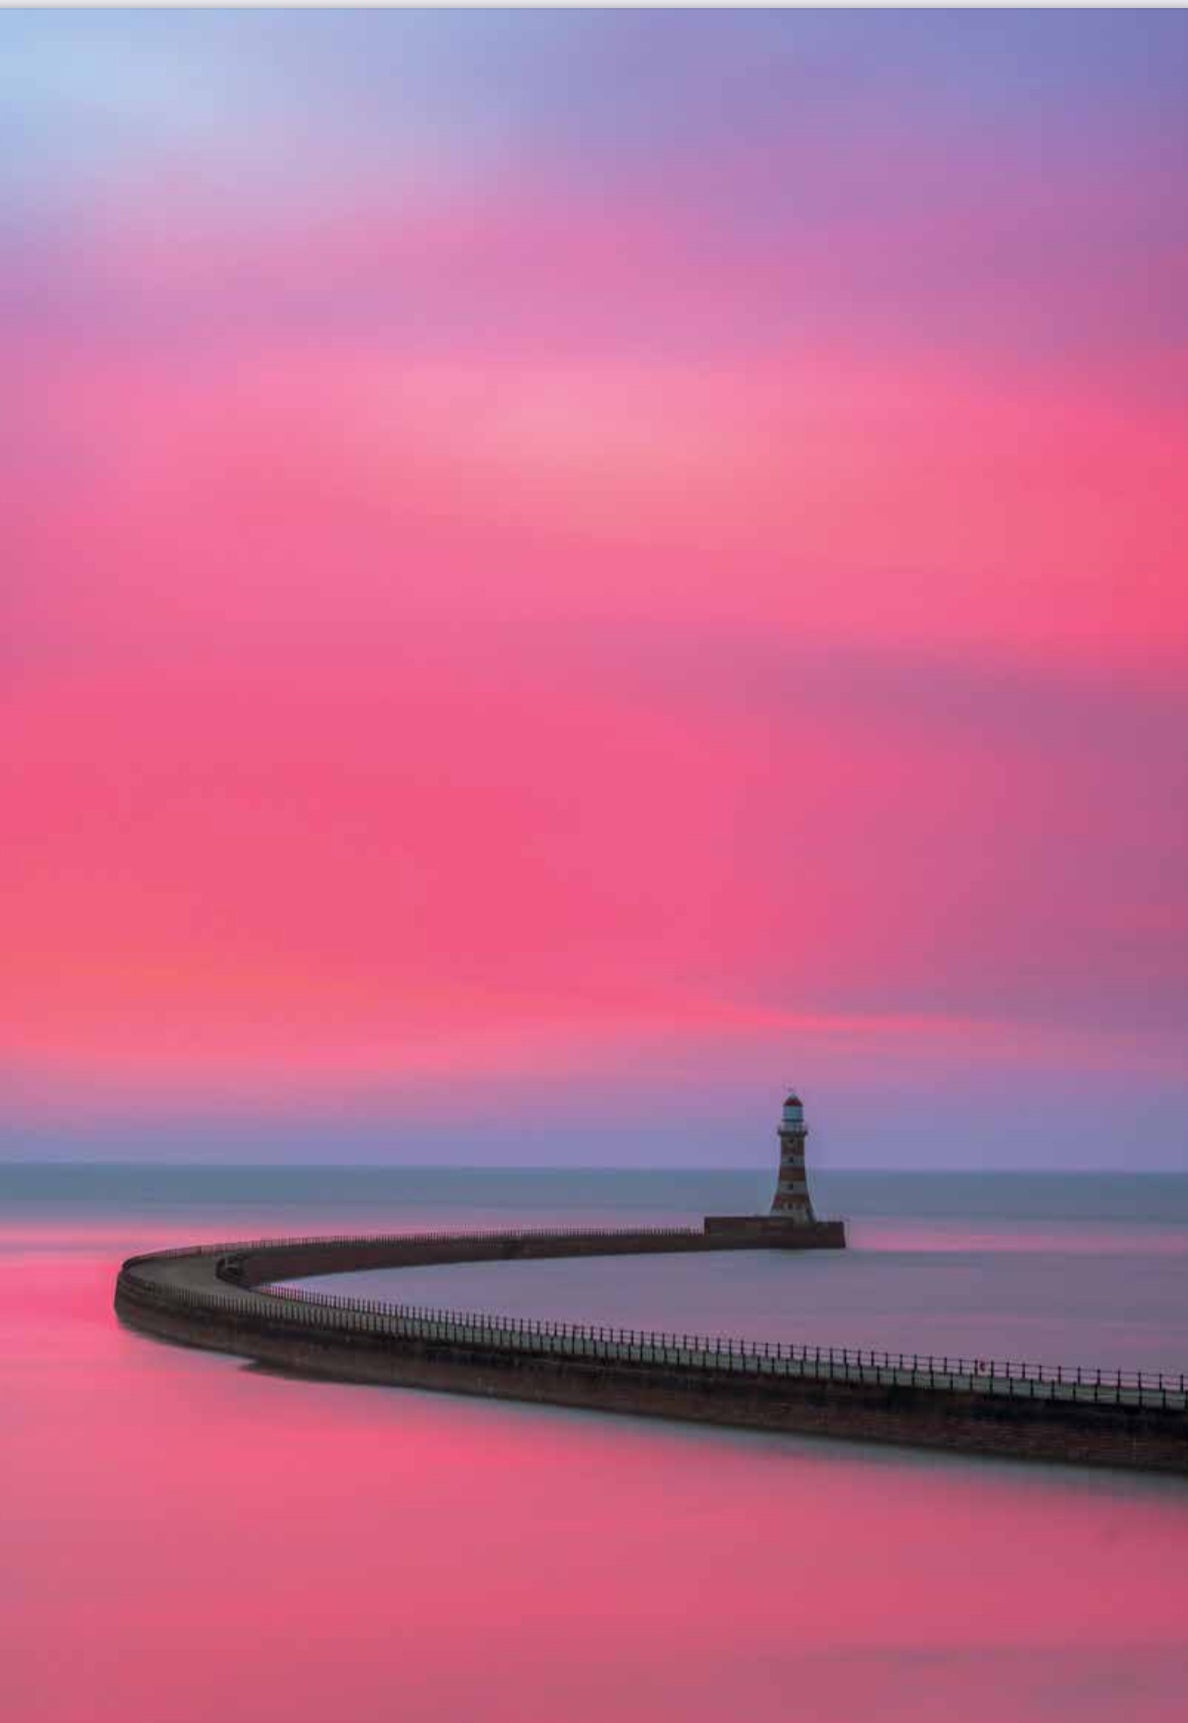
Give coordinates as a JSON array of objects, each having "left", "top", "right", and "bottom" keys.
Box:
[{"left": 4, "top": 1203, "right": 1188, "bottom": 1723}]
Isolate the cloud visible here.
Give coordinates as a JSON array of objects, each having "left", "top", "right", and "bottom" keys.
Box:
[{"left": 3, "top": 11, "right": 1185, "bottom": 1159}]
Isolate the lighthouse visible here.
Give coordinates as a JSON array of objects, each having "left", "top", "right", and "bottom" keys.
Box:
[
  {"left": 771, "top": 1090, "right": 816, "bottom": 1222},
  {"left": 702, "top": 1088, "right": 844, "bottom": 1248}
]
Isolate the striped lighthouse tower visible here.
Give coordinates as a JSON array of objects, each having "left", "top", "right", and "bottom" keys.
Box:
[
  {"left": 702, "top": 1087, "right": 843, "bottom": 1247},
  {"left": 771, "top": 1090, "right": 816, "bottom": 1223}
]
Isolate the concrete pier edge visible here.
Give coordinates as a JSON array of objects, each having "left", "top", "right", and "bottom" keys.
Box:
[{"left": 114, "top": 1223, "right": 1188, "bottom": 1476}]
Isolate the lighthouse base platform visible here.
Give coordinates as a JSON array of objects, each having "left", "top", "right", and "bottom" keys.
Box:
[{"left": 702, "top": 1215, "right": 847, "bottom": 1249}]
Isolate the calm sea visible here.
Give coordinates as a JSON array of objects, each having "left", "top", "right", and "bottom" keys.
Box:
[{"left": 4, "top": 1166, "right": 1188, "bottom": 1723}]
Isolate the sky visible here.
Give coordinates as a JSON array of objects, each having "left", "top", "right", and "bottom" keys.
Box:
[{"left": 3, "top": 11, "right": 1187, "bottom": 1169}]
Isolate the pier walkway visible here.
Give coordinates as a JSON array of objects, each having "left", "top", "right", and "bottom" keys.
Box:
[{"left": 115, "top": 1227, "right": 1188, "bottom": 1472}]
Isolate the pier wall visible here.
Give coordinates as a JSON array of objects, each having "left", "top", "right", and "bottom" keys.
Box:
[
  {"left": 225, "top": 1223, "right": 845, "bottom": 1289},
  {"left": 114, "top": 1228, "right": 1188, "bottom": 1476}
]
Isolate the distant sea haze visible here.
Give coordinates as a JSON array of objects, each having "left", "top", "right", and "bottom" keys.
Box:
[{"left": 4, "top": 1162, "right": 1188, "bottom": 1224}]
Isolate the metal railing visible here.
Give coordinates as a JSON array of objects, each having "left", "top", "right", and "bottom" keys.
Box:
[{"left": 117, "top": 1229, "right": 1188, "bottom": 1414}]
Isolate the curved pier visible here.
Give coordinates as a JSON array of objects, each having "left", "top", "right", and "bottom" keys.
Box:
[{"left": 115, "top": 1227, "right": 1188, "bottom": 1475}]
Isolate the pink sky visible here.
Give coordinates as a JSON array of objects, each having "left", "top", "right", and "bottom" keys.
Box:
[{"left": 4, "top": 13, "right": 1186, "bottom": 1165}]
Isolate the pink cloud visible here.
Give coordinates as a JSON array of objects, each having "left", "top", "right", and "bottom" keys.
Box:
[{"left": 5, "top": 156, "right": 1185, "bottom": 1115}]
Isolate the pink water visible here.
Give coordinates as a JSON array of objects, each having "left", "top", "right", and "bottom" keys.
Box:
[{"left": 5, "top": 1193, "right": 1188, "bottom": 1722}]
